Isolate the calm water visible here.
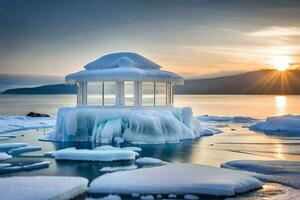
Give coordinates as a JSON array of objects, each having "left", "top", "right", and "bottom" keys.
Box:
[{"left": 0, "top": 94, "right": 300, "bottom": 199}]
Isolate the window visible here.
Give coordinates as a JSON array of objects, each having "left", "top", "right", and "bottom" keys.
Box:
[
  {"left": 155, "top": 82, "right": 167, "bottom": 106},
  {"left": 87, "top": 82, "right": 103, "bottom": 106},
  {"left": 142, "top": 82, "right": 154, "bottom": 106},
  {"left": 104, "top": 81, "right": 116, "bottom": 106},
  {"left": 124, "top": 81, "right": 134, "bottom": 106}
]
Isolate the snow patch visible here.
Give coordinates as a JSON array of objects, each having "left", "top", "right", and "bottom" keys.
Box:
[
  {"left": 89, "top": 163, "right": 262, "bottom": 196},
  {"left": 0, "top": 176, "right": 88, "bottom": 200},
  {"left": 136, "top": 157, "right": 164, "bottom": 165}
]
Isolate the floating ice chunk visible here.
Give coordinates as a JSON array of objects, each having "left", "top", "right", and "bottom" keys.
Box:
[
  {"left": 0, "top": 143, "right": 27, "bottom": 151},
  {"left": 0, "top": 176, "right": 88, "bottom": 200},
  {"left": 0, "top": 115, "right": 56, "bottom": 133},
  {"left": 168, "top": 194, "right": 177, "bottom": 198},
  {"left": 54, "top": 148, "right": 137, "bottom": 161},
  {"left": 0, "top": 152, "right": 12, "bottom": 161},
  {"left": 0, "top": 161, "right": 49, "bottom": 173},
  {"left": 132, "top": 193, "right": 140, "bottom": 197},
  {"left": 197, "top": 115, "right": 256, "bottom": 123},
  {"left": 249, "top": 115, "right": 300, "bottom": 136},
  {"left": 221, "top": 160, "right": 300, "bottom": 189},
  {"left": 89, "top": 163, "right": 262, "bottom": 196},
  {"left": 100, "top": 165, "right": 137, "bottom": 172},
  {"left": 44, "top": 151, "right": 55, "bottom": 158},
  {"left": 136, "top": 157, "right": 164, "bottom": 165},
  {"left": 199, "top": 124, "right": 222, "bottom": 136},
  {"left": 8, "top": 146, "right": 41, "bottom": 155},
  {"left": 0, "top": 163, "right": 12, "bottom": 169},
  {"left": 184, "top": 194, "right": 199, "bottom": 200},
  {"left": 0, "top": 136, "right": 10, "bottom": 141},
  {"left": 95, "top": 145, "right": 117, "bottom": 151},
  {"left": 140, "top": 194, "right": 154, "bottom": 200},
  {"left": 86, "top": 194, "right": 122, "bottom": 200}
]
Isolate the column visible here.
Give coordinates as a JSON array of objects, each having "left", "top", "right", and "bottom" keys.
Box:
[
  {"left": 77, "top": 83, "right": 82, "bottom": 105},
  {"left": 115, "top": 81, "right": 125, "bottom": 106},
  {"left": 134, "top": 81, "right": 142, "bottom": 106},
  {"left": 82, "top": 82, "right": 87, "bottom": 105}
]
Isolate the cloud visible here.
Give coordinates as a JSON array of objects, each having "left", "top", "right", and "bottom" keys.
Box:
[{"left": 248, "top": 26, "right": 300, "bottom": 37}]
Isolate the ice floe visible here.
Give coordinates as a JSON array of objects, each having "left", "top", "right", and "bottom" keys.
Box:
[
  {"left": 8, "top": 145, "right": 41, "bottom": 155},
  {"left": 89, "top": 163, "right": 262, "bottom": 196},
  {"left": 222, "top": 160, "right": 300, "bottom": 189},
  {"left": 0, "top": 136, "right": 10, "bottom": 141},
  {"left": 0, "top": 115, "right": 56, "bottom": 133},
  {"left": 197, "top": 115, "right": 257, "bottom": 123},
  {"left": 0, "top": 161, "right": 50, "bottom": 173},
  {"left": 249, "top": 115, "right": 300, "bottom": 136},
  {"left": 0, "top": 176, "right": 88, "bottom": 200},
  {"left": 0, "top": 152, "right": 12, "bottom": 160},
  {"left": 48, "top": 107, "right": 216, "bottom": 144},
  {"left": 136, "top": 157, "right": 164, "bottom": 165},
  {"left": 100, "top": 165, "right": 137, "bottom": 172},
  {"left": 0, "top": 143, "right": 27, "bottom": 151},
  {"left": 54, "top": 147, "right": 137, "bottom": 161}
]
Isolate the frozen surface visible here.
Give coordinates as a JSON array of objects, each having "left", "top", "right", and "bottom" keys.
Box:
[
  {"left": 222, "top": 160, "right": 300, "bottom": 189},
  {"left": 0, "top": 115, "right": 56, "bottom": 133},
  {"left": 0, "top": 161, "right": 49, "bottom": 173},
  {"left": 196, "top": 115, "right": 256, "bottom": 123},
  {"left": 87, "top": 194, "right": 122, "bottom": 200},
  {"left": 89, "top": 163, "right": 262, "bottom": 196},
  {"left": 0, "top": 176, "right": 88, "bottom": 200},
  {"left": 0, "top": 152, "right": 12, "bottom": 160},
  {"left": 49, "top": 107, "right": 214, "bottom": 144},
  {"left": 100, "top": 165, "right": 137, "bottom": 172},
  {"left": 184, "top": 194, "right": 199, "bottom": 200},
  {"left": 249, "top": 115, "right": 300, "bottom": 136},
  {"left": 136, "top": 157, "right": 164, "bottom": 165},
  {"left": 54, "top": 147, "right": 137, "bottom": 161},
  {"left": 0, "top": 143, "right": 27, "bottom": 151},
  {"left": 8, "top": 145, "right": 41, "bottom": 155}
]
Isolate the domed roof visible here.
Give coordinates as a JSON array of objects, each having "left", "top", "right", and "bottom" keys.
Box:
[
  {"left": 84, "top": 52, "right": 161, "bottom": 70},
  {"left": 66, "top": 52, "right": 183, "bottom": 85}
]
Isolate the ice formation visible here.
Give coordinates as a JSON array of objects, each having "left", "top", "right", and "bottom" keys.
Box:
[
  {"left": 136, "top": 157, "right": 164, "bottom": 165},
  {"left": 0, "top": 143, "right": 27, "bottom": 150},
  {"left": 48, "top": 107, "right": 210, "bottom": 144},
  {"left": 222, "top": 160, "right": 300, "bottom": 189},
  {"left": 100, "top": 165, "right": 137, "bottom": 172},
  {"left": 197, "top": 115, "right": 257, "bottom": 123},
  {"left": 0, "top": 152, "right": 12, "bottom": 161},
  {"left": 0, "top": 136, "right": 10, "bottom": 141},
  {"left": 0, "top": 161, "right": 50, "bottom": 173},
  {"left": 184, "top": 194, "right": 199, "bottom": 200},
  {"left": 54, "top": 147, "right": 137, "bottom": 161},
  {"left": 249, "top": 115, "right": 300, "bottom": 135},
  {"left": 86, "top": 194, "right": 122, "bottom": 200},
  {"left": 8, "top": 145, "right": 41, "bottom": 155},
  {"left": 0, "top": 115, "right": 56, "bottom": 133},
  {"left": 89, "top": 163, "right": 262, "bottom": 196},
  {"left": 0, "top": 176, "right": 88, "bottom": 200}
]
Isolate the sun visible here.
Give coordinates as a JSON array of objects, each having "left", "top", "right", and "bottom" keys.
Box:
[{"left": 272, "top": 57, "right": 290, "bottom": 72}]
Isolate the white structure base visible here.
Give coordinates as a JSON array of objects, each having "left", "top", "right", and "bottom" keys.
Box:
[{"left": 48, "top": 106, "right": 202, "bottom": 144}]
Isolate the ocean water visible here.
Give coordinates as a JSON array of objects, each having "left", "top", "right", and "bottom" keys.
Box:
[{"left": 0, "top": 94, "right": 300, "bottom": 199}]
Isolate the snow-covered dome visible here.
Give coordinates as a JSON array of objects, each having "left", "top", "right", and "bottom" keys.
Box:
[{"left": 66, "top": 52, "right": 183, "bottom": 84}]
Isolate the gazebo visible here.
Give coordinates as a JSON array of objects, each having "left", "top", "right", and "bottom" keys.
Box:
[{"left": 66, "top": 52, "right": 183, "bottom": 107}]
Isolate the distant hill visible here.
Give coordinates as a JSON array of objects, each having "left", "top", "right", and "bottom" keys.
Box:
[
  {"left": 3, "top": 84, "right": 76, "bottom": 94},
  {"left": 174, "top": 69, "right": 300, "bottom": 94},
  {"left": 3, "top": 70, "right": 300, "bottom": 95}
]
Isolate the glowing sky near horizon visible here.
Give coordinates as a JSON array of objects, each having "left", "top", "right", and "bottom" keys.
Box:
[{"left": 1, "top": 0, "right": 300, "bottom": 78}]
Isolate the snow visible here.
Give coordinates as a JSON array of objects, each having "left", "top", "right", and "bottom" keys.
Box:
[
  {"left": 249, "top": 115, "right": 300, "bottom": 136},
  {"left": 221, "top": 160, "right": 300, "bottom": 189},
  {"left": 48, "top": 107, "right": 212, "bottom": 144},
  {"left": 0, "top": 143, "right": 27, "bottom": 150},
  {"left": 122, "top": 146, "right": 142, "bottom": 152},
  {"left": 197, "top": 115, "right": 257, "bottom": 123},
  {"left": 0, "top": 161, "right": 50, "bottom": 173},
  {"left": 0, "top": 152, "right": 12, "bottom": 160},
  {"left": 54, "top": 147, "right": 137, "bottom": 161},
  {"left": 8, "top": 145, "right": 41, "bottom": 155},
  {"left": 0, "top": 115, "right": 56, "bottom": 134},
  {"left": 184, "top": 194, "right": 199, "bottom": 200},
  {"left": 0, "top": 176, "right": 88, "bottom": 200},
  {"left": 136, "top": 157, "right": 164, "bottom": 165},
  {"left": 86, "top": 194, "right": 122, "bottom": 200},
  {"left": 89, "top": 163, "right": 262, "bottom": 196},
  {"left": 100, "top": 165, "right": 137, "bottom": 172}
]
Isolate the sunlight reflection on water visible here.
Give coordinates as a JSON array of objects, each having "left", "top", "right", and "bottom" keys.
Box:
[{"left": 275, "top": 96, "right": 287, "bottom": 116}]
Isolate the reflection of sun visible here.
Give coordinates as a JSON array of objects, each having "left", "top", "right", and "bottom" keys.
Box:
[{"left": 273, "top": 57, "right": 290, "bottom": 71}]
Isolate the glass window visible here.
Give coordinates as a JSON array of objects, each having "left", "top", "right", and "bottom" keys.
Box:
[
  {"left": 104, "top": 81, "right": 116, "bottom": 106},
  {"left": 142, "top": 82, "right": 154, "bottom": 106},
  {"left": 87, "top": 82, "right": 103, "bottom": 106},
  {"left": 124, "top": 81, "right": 134, "bottom": 106},
  {"left": 155, "top": 82, "right": 167, "bottom": 106}
]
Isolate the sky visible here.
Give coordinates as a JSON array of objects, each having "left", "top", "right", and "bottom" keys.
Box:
[{"left": 1, "top": 0, "right": 300, "bottom": 85}]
